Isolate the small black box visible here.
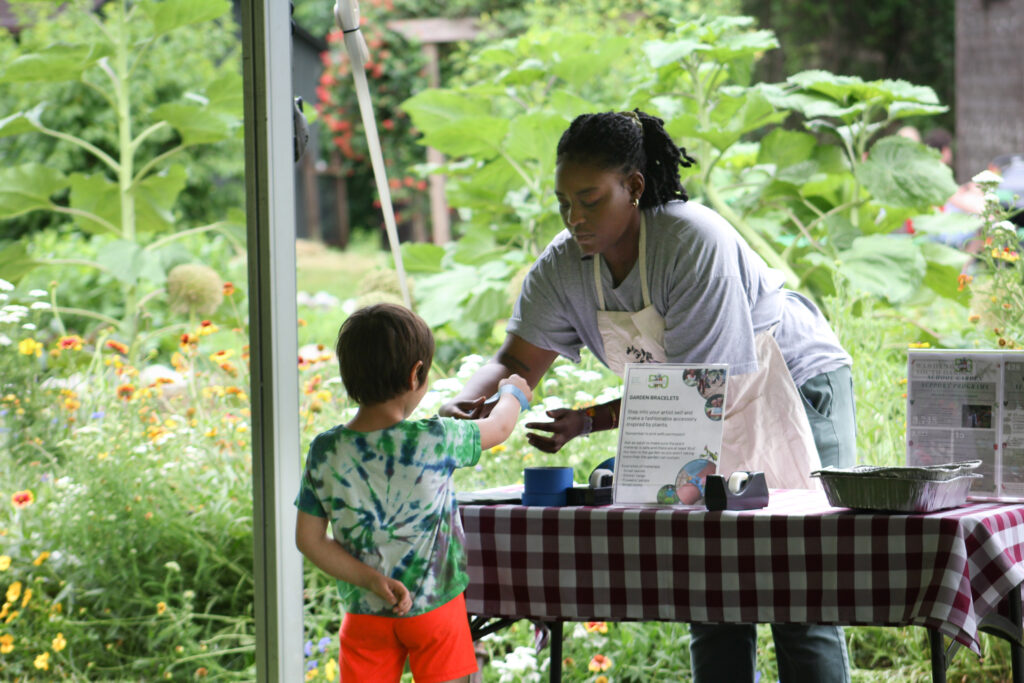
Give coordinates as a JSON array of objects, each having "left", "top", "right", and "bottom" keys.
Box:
[{"left": 565, "top": 485, "right": 613, "bottom": 506}]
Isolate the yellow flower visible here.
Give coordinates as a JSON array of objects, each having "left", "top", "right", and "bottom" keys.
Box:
[
  {"left": 34, "top": 651, "right": 50, "bottom": 670},
  {"left": 589, "top": 653, "right": 613, "bottom": 672},
  {"left": 57, "top": 335, "right": 84, "bottom": 351},
  {"left": 0, "top": 633, "right": 13, "bottom": 653},
  {"left": 156, "top": 601, "right": 167, "bottom": 615},
  {"left": 324, "top": 659, "right": 338, "bottom": 680},
  {"left": 4, "top": 609, "right": 19, "bottom": 624},
  {"left": 908, "top": 342, "right": 931, "bottom": 349},
  {"left": 21, "top": 587, "right": 32, "bottom": 607},
  {"left": 52, "top": 632, "right": 66, "bottom": 652},
  {"left": 584, "top": 621, "right": 609, "bottom": 633},
  {"left": 596, "top": 677, "right": 609, "bottom": 683},
  {"left": 968, "top": 314, "right": 981, "bottom": 323},
  {"left": 0, "top": 602, "right": 8, "bottom": 619},
  {"left": 0, "top": 555, "right": 10, "bottom": 571},
  {"left": 18, "top": 338, "right": 43, "bottom": 357},
  {"left": 305, "top": 668, "right": 318, "bottom": 681},
  {"left": 209, "top": 349, "right": 234, "bottom": 364},
  {"left": 489, "top": 444, "right": 508, "bottom": 453},
  {"left": 7, "top": 580, "right": 23, "bottom": 603}
]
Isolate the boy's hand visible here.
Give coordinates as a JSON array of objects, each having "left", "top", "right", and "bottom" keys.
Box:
[
  {"left": 498, "top": 374, "right": 533, "bottom": 403},
  {"left": 368, "top": 572, "right": 412, "bottom": 616}
]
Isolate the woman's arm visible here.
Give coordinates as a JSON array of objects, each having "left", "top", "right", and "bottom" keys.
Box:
[
  {"left": 440, "top": 333, "right": 558, "bottom": 419},
  {"left": 295, "top": 511, "right": 411, "bottom": 615}
]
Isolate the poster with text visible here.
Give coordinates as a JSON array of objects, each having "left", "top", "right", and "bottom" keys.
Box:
[{"left": 613, "top": 363, "right": 727, "bottom": 505}]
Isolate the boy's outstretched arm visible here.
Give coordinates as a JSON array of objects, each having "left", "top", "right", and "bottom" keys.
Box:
[
  {"left": 477, "top": 373, "right": 533, "bottom": 450},
  {"left": 295, "top": 510, "right": 411, "bottom": 615}
]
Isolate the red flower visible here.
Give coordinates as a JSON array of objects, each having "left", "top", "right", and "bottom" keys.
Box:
[
  {"left": 11, "top": 490, "right": 35, "bottom": 509},
  {"left": 223, "top": 282, "right": 236, "bottom": 296},
  {"left": 117, "top": 384, "right": 136, "bottom": 401},
  {"left": 106, "top": 339, "right": 129, "bottom": 355}
]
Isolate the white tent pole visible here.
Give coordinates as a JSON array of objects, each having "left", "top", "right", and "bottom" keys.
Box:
[{"left": 335, "top": 0, "right": 412, "bottom": 307}]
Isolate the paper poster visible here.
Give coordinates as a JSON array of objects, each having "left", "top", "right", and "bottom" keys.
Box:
[
  {"left": 613, "top": 363, "right": 727, "bottom": 505},
  {"left": 906, "top": 349, "right": 1024, "bottom": 501}
]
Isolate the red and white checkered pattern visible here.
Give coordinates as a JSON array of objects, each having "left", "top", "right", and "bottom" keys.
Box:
[{"left": 460, "top": 489, "right": 1024, "bottom": 652}]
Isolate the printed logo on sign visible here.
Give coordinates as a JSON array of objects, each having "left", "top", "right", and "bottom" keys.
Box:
[
  {"left": 648, "top": 374, "right": 668, "bottom": 389},
  {"left": 954, "top": 357, "right": 974, "bottom": 374}
]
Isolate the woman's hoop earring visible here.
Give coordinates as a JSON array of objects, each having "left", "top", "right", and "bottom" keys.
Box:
[{"left": 631, "top": 198, "right": 639, "bottom": 207}]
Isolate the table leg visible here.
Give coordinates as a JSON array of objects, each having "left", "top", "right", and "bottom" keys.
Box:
[
  {"left": 1009, "top": 584, "right": 1024, "bottom": 683},
  {"left": 546, "top": 620, "right": 562, "bottom": 683},
  {"left": 928, "top": 629, "right": 946, "bottom": 683}
]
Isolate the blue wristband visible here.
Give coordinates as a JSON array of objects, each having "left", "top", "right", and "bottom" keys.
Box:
[{"left": 490, "top": 384, "right": 530, "bottom": 412}]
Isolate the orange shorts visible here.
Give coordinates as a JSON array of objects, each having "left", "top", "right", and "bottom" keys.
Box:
[{"left": 339, "top": 592, "right": 478, "bottom": 683}]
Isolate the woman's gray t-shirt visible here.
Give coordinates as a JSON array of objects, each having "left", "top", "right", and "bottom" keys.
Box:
[{"left": 507, "top": 200, "right": 850, "bottom": 386}]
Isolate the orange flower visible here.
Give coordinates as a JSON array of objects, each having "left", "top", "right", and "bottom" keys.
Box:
[
  {"left": 57, "top": 335, "right": 84, "bottom": 351},
  {"left": 105, "top": 339, "right": 129, "bottom": 355},
  {"left": 223, "top": 282, "right": 235, "bottom": 296},
  {"left": 117, "top": 384, "right": 136, "bottom": 401},
  {"left": 584, "top": 621, "right": 608, "bottom": 634},
  {"left": 588, "top": 654, "right": 613, "bottom": 672},
  {"left": 11, "top": 490, "right": 34, "bottom": 509},
  {"left": 957, "top": 273, "right": 973, "bottom": 291}
]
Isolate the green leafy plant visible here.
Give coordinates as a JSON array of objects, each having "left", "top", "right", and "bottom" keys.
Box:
[{"left": 0, "top": 0, "right": 244, "bottom": 357}]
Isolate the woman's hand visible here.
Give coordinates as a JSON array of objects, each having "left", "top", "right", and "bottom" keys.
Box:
[
  {"left": 439, "top": 395, "right": 489, "bottom": 420},
  {"left": 525, "top": 408, "right": 586, "bottom": 453}
]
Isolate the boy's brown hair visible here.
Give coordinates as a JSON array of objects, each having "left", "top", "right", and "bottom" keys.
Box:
[{"left": 335, "top": 303, "right": 434, "bottom": 406}]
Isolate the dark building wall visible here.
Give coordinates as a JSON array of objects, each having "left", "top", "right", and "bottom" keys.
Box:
[{"left": 956, "top": 0, "right": 1024, "bottom": 182}]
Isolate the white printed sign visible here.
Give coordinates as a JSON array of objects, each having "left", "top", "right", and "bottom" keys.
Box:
[{"left": 613, "top": 363, "right": 727, "bottom": 505}]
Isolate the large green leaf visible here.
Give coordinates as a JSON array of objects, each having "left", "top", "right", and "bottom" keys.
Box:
[
  {"left": 855, "top": 137, "right": 958, "bottom": 209},
  {"left": 68, "top": 165, "right": 187, "bottom": 236},
  {"left": 910, "top": 212, "right": 981, "bottom": 238},
  {"left": 0, "top": 105, "right": 44, "bottom": 138},
  {"left": 644, "top": 38, "right": 707, "bottom": 68},
  {"left": 134, "top": 164, "right": 188, "bottom": 233},
  {"left": 400, "top": 242, "right": 446, "bottom": 274},
  {"left": 548, "top": 35, "right": 630, "bottom": 87},
  {"left": 705, "top": 30, "right": 778, "bottom": 61},
  {"left": 0, "top": 163, "right": 69, "bottom": 219},
  {"left": 505, "top": 112, "right": 566, "bottom": 164},
  {"left": 152, "top": 103, "right": 234, "bottom": 145},
  {"left": 834, "top": 234, "right": 926, "bottom": 302},
  {"left": 0, "top": 241, "right": 35, "bottom": 283},
  {"left": 402, "top": 88, "right": 494, "bottom": 132},
  {"left": 757, "top": 129, "right": 817, "bottom": 168},
  {"left": 67, "top": 173, "right": 120, "bottom": 235},
  {"left": 700, "top": 91, "right": 787, "bottom": 151},
  {"left": 419, "top": 117, "right": 508, "bottom": 158},
  {"left": 919, "top": 240, "right": 971, "bottom": 304},
  {"left": 143, "top": 0, "right": 231, "bottom": 36},
  {"left": 415, "top": 268, "right": 479, "bottom": 327},
  {"left": 0, "top": 44, "right": 107, "bottom": 83},
  {"left": 95, "top": 240, "right": 163, "bottom": 286}
]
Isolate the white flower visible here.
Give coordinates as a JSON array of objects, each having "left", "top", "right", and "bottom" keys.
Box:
[
  {"left": 573, "top": 369, "right": 605, "bottom": 383},
  {"left": 993, "top": 220, "right": 1017, "bottom": 234},
  {"left": 542, "top": 395, "right": 566, "bottom": 411},
  {"left": 574, "top": 390, "right": 595, "bottom": 403},
  {"left": 30, "top": 301, "right": 51, "bottom": 310},
  {"left": 0, "top": 334, "right": 10, "bottom": 346},
  {"left": 28, "top": 289, "right": 48, "bottom": 297},
  {"left": 0, "top": 278, "right": 13, "bottom": 291},
  {"left": 0, "top": 294, "right": 7, "bottom": 302},
  {"left": 21, "top": 322, "right": 36, "bottom": 330},
  {"left": 164, "top": 561, "right": 182, "bottom": 572},
  {"left": 972, "top": 169, "right": 1003, "bottom": 185},
  {"left": 431, "top": 377, "right": 464, "bottom": 393}
]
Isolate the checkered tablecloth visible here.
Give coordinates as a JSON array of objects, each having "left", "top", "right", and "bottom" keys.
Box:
[{"left": 460, "top": 488, "right": 1024, "bottom": 652}]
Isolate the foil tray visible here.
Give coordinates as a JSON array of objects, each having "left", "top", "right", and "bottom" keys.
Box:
[{"left": 812, "top": 464, "right": 983, "bottom": 513}]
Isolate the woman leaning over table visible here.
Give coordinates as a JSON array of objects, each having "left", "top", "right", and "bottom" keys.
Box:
[{"left": 440, "top": 109, "right": 856, "bottom": 683}]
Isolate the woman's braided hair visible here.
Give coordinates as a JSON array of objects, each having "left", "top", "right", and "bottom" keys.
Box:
[{"left": 555, "top": 109, "right": 696, "bottom": 209}]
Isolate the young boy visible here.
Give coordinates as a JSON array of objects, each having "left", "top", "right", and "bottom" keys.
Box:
[{"left": 294, "top": 303, "right": 532, "bottom": 683}]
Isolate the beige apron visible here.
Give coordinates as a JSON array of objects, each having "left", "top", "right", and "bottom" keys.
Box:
[
  {"left": 594, "top": 215, "right": 667, "bottom": 376},
  {"left": 596, "top": 216, "right": 821, "bottom": 491}
]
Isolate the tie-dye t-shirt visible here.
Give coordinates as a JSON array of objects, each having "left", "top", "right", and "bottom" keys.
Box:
[{"left": 294, "top": 416, "right": 481, "bottom": 616}]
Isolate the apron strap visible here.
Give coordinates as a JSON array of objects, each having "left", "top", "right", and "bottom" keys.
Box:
[{"left": 593, "top": 214, "right": 650, "bottom": 311}]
